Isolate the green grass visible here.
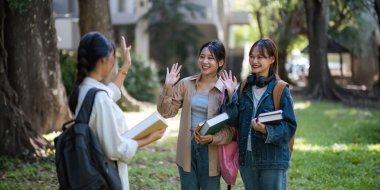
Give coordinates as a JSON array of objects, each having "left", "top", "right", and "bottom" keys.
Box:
[{"left": 0, "top": 100, "right": 379, "bottom": 189}]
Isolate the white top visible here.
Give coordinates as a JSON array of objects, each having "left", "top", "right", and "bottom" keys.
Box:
[
  {"left": 75, "top": 77, "right": 138, "bottom": 190},
  {"left": 247, "top": 85, "right": 267, "bottom": 151}
]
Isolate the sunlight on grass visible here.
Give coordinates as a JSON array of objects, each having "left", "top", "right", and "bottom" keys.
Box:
[
  {"left": 367, "top": 144, "right": 380, "bottom": 152},
  {"left": 43, "top": 131, "right": 61, "bottom": 142},
  {"left": 295, "top": 137, "right": 380, "bottom": 153},
  {"left": 294, "top": 101, "right": 311, "bottom": 110}
]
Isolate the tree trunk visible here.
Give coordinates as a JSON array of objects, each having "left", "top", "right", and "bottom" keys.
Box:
[
  {"left": 302, "top": 0, "right": 380, "bottom": 105},
  {"left": 255, "top": 11, "right": 263, "bottom": 39},
  {"left": 272, "top": 6, "right": 306, "bottom": 84},
  {"left": 374, "top": 0, "right": 380, "bottom": 86},
  {"left": 78, "top": 0, "right": 141, "bottom": 111},
  {"left": 79, "top": 0, "right": 114, "bottom": 40},
  {"left": 304, "top": 0, "right": 337, "bottom": 100},
  {"left": 0, "top": 0, "right": 71, "bottom": 157}
]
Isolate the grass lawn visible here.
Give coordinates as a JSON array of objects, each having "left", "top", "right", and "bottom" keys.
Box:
[{"left": 0, "top": 100, "right": 379, "bottom": 189}]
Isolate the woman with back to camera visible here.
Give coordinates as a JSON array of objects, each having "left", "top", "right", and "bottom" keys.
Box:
[
  {"left": 220, "top": 38, "right": 297, "bottom": 190},
  {"left": 157, "top": 40, "right": 235, "bottom": 190},
  {"left": 69, "top": 31, "right": 165, "bottom": 190}
]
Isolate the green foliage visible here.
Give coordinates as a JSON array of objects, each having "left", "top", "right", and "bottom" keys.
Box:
[
  {"left": 0, "top": 156, "right": 58, "bottom": 189},
  {"left": 122, "top": 53, "right": 161, "bottom": 103},
  {"left": 59, "top": 51, "right": 76, "bottom": 96},
  {"left": 329, "top": 0, "right": 377, "bottom": 57},
  {"left": 143, "top": 0, "right": 205, "bottom": 78},
  {"left": 6, "top": 0, "right": 32, "bottom": 13}
]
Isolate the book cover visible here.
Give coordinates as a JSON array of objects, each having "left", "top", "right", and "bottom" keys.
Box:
[
  {"left": 198, "top": 113, "right": 229, "bottom": 136},
  {"left": 256, "top": 110, "right": 283, "bottom": 124},
  {"left": 123, "top": 112, "right": 168, "bottom": 140}
]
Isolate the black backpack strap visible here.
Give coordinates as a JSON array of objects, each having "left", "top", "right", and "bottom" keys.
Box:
[{"left": 76, "top": 88, "right": 105, "bottom": 124}]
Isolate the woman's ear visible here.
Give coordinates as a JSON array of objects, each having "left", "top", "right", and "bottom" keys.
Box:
[
  {"left": 218, "top": 60, "right": 225, "bottom": 68},
  {"left": 99, "top": 57, "right": 108, "bottom": 64},
  {"left": 270, "top": 56, "right": 275, "bottom": 64}
]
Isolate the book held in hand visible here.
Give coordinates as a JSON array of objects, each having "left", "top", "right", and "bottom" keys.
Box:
[
  {"left": 195, "top": 112, "right": 229, "bottom": 136},
  {"left": 256, "top": 110, "right": 283, "bottom": 124},
  {"left": 123, "top": 112, "right": 168, "bottom": 140}
]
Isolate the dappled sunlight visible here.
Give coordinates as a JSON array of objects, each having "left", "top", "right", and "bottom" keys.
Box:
[
  {"left": 43, "top": 131, "right": 61, "bottom": 142},
  {"left": 294, "top": 101, "right": 311, "bottom": 110},
  {"left": 367, "top": 144, "right": 380, "bottom": 152},
  {"left": 294, "top": 137, "right": 380, "bottom": 153},
  {"left": 323, "top": 108, "right": 373, "bottom": 119}
]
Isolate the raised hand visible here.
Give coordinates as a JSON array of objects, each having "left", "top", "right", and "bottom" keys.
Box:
[
  {"left": 119, "top": 36, "right": 132, "bottom": 73},
  {"left": 220, "top": 70, "right": 238, "bottom": 97},
  {"left": 165, "top": 63, "right": 182, "bottom": 86}
]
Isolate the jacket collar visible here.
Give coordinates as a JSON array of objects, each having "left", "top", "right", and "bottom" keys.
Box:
[
  {"left": 189, "top": 74, "right": 224, "bottom": 93},
  {"left": 242, "top": 76, "right": 277, "bottom": 101}
]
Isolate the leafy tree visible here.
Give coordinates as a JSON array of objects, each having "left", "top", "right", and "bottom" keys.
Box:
[
  {"left": 143, "top": 0, "right": 204, "bottom": 79},
  {"left": 247, "top": 0, "right": 307, "bottom": 83},
  {"left": 122, "top": 53, "right": 161, "bottom": 103},
  {"left": 304, "top": 0, "right": 379, "bottom": 105},
  {"left": 0, "top": 0, "right": 71, "bottom": 157},
  {"left": 373, "top": 0, "right": 380, "bottom": 86}
]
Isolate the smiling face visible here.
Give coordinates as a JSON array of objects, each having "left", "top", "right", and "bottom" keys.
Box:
[
  {"left": 198, "top": 47, "right": 223, "bottom": 77},
  {"left": 249, "top": 47, "right": 274, "bottom": 77}
]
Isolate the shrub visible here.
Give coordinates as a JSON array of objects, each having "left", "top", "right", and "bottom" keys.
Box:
[
  {"left": 59, "top": 50, "right": 161, "bottom": 103},
  {"left": 59, "top": 51, "right": 76, "bottom": 96},
  {"left": 121, "top": 53, "right": 161, "bottom": 103}
]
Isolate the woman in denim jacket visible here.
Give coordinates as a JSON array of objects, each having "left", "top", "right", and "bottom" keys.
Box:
[{"left": 220, "top": 39, "right": 297, "bottom": 190}]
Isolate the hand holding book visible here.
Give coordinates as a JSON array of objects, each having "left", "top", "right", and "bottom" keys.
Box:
[
  {"left": 252, "top": 110, "right": 283, "bottom": 134},
  {"left": 193, "top": 130, "right": 213, "bottom": 144},
  {"left": 251, "top": 119, "right": 267, "bottom": 134},
  {"left": 191, "top": 113, "right": 229, "bottom": 144},
  {"left": 123, "top": 112, "right": 168, "bottom": 140}
]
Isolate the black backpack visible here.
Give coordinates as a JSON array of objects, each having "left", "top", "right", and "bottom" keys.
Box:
[{"left": 54, "top": 88, "right": 123, "bottom": 190}]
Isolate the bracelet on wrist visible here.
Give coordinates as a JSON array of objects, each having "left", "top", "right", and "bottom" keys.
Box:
[{"left": 119, "top": 69, "right": 128, "bottom": 75}]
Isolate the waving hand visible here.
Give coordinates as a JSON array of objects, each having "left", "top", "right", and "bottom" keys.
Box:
[
  {"left": 220, "top": 70, "right": 238, "bottom": 98},
  {"left": 165, "top": 63, "right": 182, "bottom": 86}
]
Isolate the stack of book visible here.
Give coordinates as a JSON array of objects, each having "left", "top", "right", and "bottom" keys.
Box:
[{"left": 256, "top": 110, "right": 283, "bottom": 125}]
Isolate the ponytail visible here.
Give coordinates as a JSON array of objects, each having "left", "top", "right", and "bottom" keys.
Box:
[{"left": 68, "top": 31, "right": 113, "bottom": 114}]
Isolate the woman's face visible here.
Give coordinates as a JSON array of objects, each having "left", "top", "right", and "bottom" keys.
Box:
[
  {"left": 198, "top": 47, "right": 223, "bottom": 77},
  {"left": 103, "top": 50, "right": 116, "bottom": 77},
  {"left": 249, "top": 47, "right": 274, "bottom": 77}
]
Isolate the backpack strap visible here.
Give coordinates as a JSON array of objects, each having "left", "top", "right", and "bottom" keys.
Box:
[
  {"left": 238, "top": 80, "right": 247, "bottom": 97},
  {"left": 76, "top": 88, "right": 105, "bottom": 124},
  {"left": 273, "top": 80, "right": 288, "bottom": 110}
]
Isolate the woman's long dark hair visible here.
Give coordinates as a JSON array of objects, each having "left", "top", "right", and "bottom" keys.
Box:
[
  {"left": 68, "top": 32, "right": 114, "bottom": 113},
  {"left": 199, "top": 40, "right": 226, "bottom": 72}
]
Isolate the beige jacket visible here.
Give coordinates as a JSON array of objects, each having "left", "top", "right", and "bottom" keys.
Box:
[{"left": 157, "top": 74, "right": 234, "bottom": 176}]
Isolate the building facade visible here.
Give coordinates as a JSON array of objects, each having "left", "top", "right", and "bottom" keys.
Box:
[{"left": 53, "top": 0, "right": 249, "bottom": 68}]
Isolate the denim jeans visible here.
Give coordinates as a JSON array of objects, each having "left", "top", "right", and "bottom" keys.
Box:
[
  {"left": 240, "top": 151, "right": 287, "bottom": 190},
  {"left": 178, "top": 140, "right": 220, "bottom": 190}
]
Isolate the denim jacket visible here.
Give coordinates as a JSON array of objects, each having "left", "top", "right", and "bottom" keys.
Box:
[{"left": 221, "top": 79, "right": 297, "bottom": 170}]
